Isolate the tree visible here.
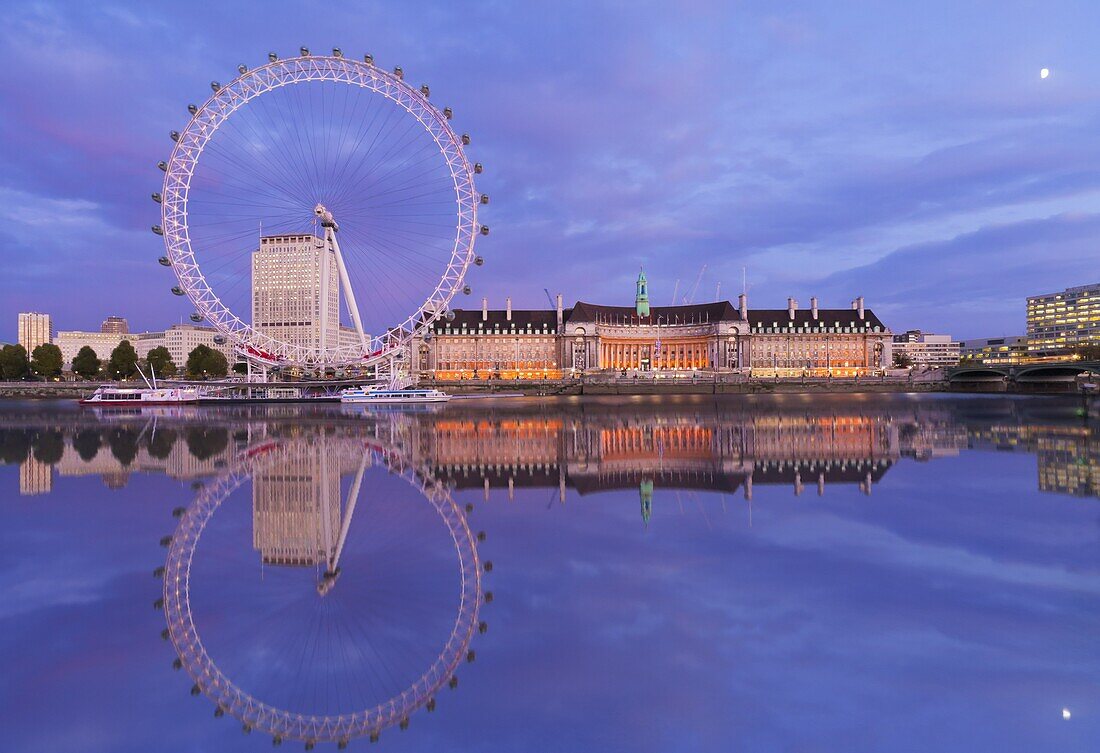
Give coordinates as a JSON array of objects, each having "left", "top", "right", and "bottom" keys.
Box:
[
  {"left": 72, "top": 346, "right": 102, "bottom": 379},
  {"left": 185, "top": 427, "right": 229, "bottom": 460},
  {"left": 108, "top": 340, "right": 139, "bottom": 380},
  {"left": 72, "top": 429, "right": 102, "bottom": 462},
  {"left": 186, "top": 344, "right": 229, "bottom": 379},
  {"left": 32, "top": 430, "right": 65, "bottom": 465},
  {"left": 145, "top": 346, "right": 178, "bottom": 378},
  {"left": 0, "top": 344, "right": 29, "bottom": 380},
  {"left": 30, "top": 343, "right": 63, "bottom": 380},
  {"left": 893, "top": 351, "right": 913, "bottom": 369}
]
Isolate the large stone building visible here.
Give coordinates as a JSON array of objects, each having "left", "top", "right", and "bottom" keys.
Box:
[
  {"left": 56, "top": 324, "right": 232, "bottom": 370},
  {"left": 418, "top": 273, "right": 892, "bottom": 379},
  {"left": 252, "top": 234, "right": 340, "bottom": 356},
  {"left": 100, "top": 316, "right": 129, "bottom": 334},
  {"left": 17, "top": 312, "right": 52, "bottom": 353}
]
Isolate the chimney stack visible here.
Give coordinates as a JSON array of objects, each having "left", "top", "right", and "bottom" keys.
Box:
[
  {"left": 738, "top": 293, "right": 747, "bottom": 319},
  {"left": 506, "top": 297, "right": 512, "bottom": 321},
  {"left": 787, "top": 297, "right": 798, "bottom": 320},
  {"left": 811, "top": 296, "right": 819, "bottom": 320},
  {"left": 556, "top": 293, "right": 563, "bottom": 330},
  {"left": 482, "top": 297, "right": 488, "bottom": 321},
  {"left": 851, "top": 299, "right": 858, "bottom": 310},
  {"left": 857, "top": 296, "right": 865, "bottom": 320}
]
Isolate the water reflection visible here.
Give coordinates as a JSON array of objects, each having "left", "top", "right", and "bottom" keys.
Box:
[
  {"left": 0, "top": 395, "right": 1097, "bottom": 751},
  {"left": 5, "top": 396, "right": 1094, "bottom": 502}
]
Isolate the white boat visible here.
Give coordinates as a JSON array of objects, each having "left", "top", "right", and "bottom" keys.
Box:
[
  {"left": 79, "top": 363, "right": 199, "bottom": 406},
  {"left": 339, "top": 386, "right": 451, "bottom": 404}
]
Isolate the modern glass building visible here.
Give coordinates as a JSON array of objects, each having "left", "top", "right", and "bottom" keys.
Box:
[{"left": 1026, "top": 282, "right": 1100, "bottom": 357}]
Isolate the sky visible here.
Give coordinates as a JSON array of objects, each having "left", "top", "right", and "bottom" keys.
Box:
[{"left": 2, "top": 0, "right": 1100, "bottom": 340}]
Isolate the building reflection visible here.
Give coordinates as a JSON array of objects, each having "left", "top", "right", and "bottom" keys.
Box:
[{"left": 1, "top": 399, "right": 1097, "bottom": 505}]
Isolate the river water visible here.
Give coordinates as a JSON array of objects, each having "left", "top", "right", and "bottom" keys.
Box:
[{"left": 1, "top": 394, "right": 1097, "bottom": 753}]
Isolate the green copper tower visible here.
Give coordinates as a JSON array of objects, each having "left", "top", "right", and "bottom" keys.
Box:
[{"left": 635, "top": 269, "right": 650, "bottom": 317}]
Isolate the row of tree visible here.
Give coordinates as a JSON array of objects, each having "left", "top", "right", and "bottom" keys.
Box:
[{"left": 0, "top": 341, "right": 231, "bottom": 381}]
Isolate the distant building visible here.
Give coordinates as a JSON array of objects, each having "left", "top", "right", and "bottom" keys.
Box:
[
  {"left": 55, "top": 331, "right": 123, "bottom": 369},
  {"left": 55, "top": 324, "right": 231, "bottom": 371},
  {"left": 959, "top": 336, "right": 1029, "bottom": 365},
  {"left": 17, "top": 312, "right": 52, "bottom": 353},
  {"left": 252, "top": 234, "right": 340, "bottom": 356},
  {"left": 891, "top": 330, "right": 960, "bottom": 368},
  {"left": 419, "top": 273, "right": 893, "bottom": 379},
  {"left": 1027, "top": 282, "right": 1100, "bottom": 358},
  {"left": 100, "top": 316, "right": 129, "bottom": 335}
]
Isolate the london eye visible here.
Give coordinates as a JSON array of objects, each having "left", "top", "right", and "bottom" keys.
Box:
[{"left": 154, "top": 49, "right": 487, "bottom": 372}]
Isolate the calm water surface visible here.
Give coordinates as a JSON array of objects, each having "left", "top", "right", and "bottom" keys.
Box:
[{"left": 1, "top": 394, "right": 1098, "bottom": 752}]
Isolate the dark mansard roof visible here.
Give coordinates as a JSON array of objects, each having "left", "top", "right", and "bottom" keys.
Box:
[
  {"left": 746, "top": 308, "right": 887, "bottom": 331},
  {"left": 430, "top": 308, "right": 567, "bottom": 332},
  {"left": 568, "top": 300, "right": 741, "bottom": 324}
]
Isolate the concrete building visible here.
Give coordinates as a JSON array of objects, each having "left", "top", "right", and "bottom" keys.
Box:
[
  {"left": 55, "top": 330, "right": 123, "bottom": 369},
  {"left": 162, "top": 324, "right": 232, "bottom": 367},
  {"left": 17, "top": 312, "right": 52, "bottom": 353},
  {"left": 1027, "top": 282, "right": 1100, "bottom": 358},
  {"left": 252, "top": 234, "right": 340, "bottom": 356},
  {"left": 100, "top": 316, "right": 129, "bottom": 334},
  {"left": 419, "top": 273, "right": 892, "bottom": 379},
  {"left": 891, "top": 330, "right": 961, "bottom": 368},
  {"left": 960, "top": 336, "right": 1030, "bottom": 365}
]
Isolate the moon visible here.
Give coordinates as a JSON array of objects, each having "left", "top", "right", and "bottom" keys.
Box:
[{"left": 1040, "top": 68, "right": 1051, "bottom": 79}]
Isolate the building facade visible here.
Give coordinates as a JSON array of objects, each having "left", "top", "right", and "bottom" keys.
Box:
[
  {"left": 55, "top": 325, "right": 231, "bottom": 371},
  {"left": 17, "top": 312, "right": 52, "bottom": 353},
  {"left": 100, "top": 316, "right": 129, "bottom": 334},
  {"left": 55, "top": 330, "right": 124, "bottom": 369},
  {"left": 252, "top": 234, "right": 340, "bottom": 356},
  {"left": 891, "top": 330, "right": 961, "bottom": 368},
  {"left": 418, "top": 274, "right": 892, "bottom": 379},
  {"left": 1027, "top": 282, "right": 1100, "bottom": 358},
  {"left": 960, "top": 336, "right": 1030, "bottom": 365}
]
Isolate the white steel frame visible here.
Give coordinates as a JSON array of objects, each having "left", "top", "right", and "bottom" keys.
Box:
[{"left": 160, "top": 55, "right": 480, "bottom": 369}]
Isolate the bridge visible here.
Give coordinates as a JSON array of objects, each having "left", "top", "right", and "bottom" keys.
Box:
[{"left": 946, "top": 360, "right": 1100, "bottom": 388}]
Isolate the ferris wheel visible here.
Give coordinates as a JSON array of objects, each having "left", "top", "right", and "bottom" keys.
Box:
[{"left": 153, "top": 48, "right": 488, "bottom": 370}]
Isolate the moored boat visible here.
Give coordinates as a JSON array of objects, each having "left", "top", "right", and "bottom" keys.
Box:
[
  {"left": 79, "top": 385, "right": 200, "bottom": 405},
  {"left": 339, "top": 386, "right": 451, "bottom": 404}
]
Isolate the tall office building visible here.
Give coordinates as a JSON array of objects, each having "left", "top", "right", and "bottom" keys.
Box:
[
  {"left": 17, "top": 312, "right": 52, "bottom": 353},
  {"left": 1027, "top": 282, "right": 1100, "bottom": 357},
  {"left": 252, "top": 234, "right": 340, "bottom": 354},
  {"left": 100, "top": 316, "right": 129, "bottom": 334},
  {"left": 252, "top": 444, "right": 341, "bottom": 566}
]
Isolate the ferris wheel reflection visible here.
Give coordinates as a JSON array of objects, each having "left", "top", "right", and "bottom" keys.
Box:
[{"left": 160, "top": 429, "right": 487, "bottom": 747}]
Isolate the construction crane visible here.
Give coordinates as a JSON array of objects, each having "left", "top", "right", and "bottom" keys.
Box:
[
  {"left": 543, "top": 288, "right": 555, "bottom": 308},
  {"left": 685, "top": 264, "right": 707, "bottom": 304}
]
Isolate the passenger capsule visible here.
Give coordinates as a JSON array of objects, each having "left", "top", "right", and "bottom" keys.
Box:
[
  {"left": 448, "top": 675, "right": 458, "bottom": 690},
  {"left": 478, "top": 621, "right": 488, "bottom": 634},
  {"left": 169, "top": 131, "right": 180, "bottom": 142},
  {"left": 474, "top": 162, "right": 483, "bottom": 174},
  {"left": 445, "top": 310, "right": 456, "bottom": 322},
  {"left": 480, "top": 225, "right": 490, "bottom": 236},
  {"left": 420, "top": 84, "right": 430, "bottom": 97},
  {"left": 477, "top": 530, "right": 486, "bottom": 541},
  {"left": 305, "top": 741, "right": 315, "bottom": 750},
  {"left": 172, "top": 658, "right": 182, "bottom": 670},
  {"left": 484, "top": 560, "right": 493, "bottom": 572},
  {"left": 153, "top": 598, "right": 164, "bottom": 610},
  {"left": 210, "top": 81, "right": 221, "bottom": 92},
  {"left": 426, "top": 698, "right": 436, "bottom": 712},
  {"left": 337, "top": 741, "right": 348, "bottom": 750},
  {"left": 369, "top": 732, "right": 380, "bottom": 743},
  {"left": 152, "top": 225, "right": 164, "bottom": 235},
  {"left": 151, "top": 192, "right": 162, "bottom": 203},
  {"left": 268, "top": 52, "right": 278, "bottom": 62},
  {"left": 273, "top": 736, "right": 283, "bottom": 747},
  {"left": 399, "top": 719, "right": 409, "bottom": 731},
  {"left": 172, "top": 506, "right": 186, "bottom": 517},
  {"left": 158, "top": 256, "right": 171, "bottom": 267},
  {"left": 332, "top": 47, "right": 343, "bottom": 57},
  {"left": 364, "top": 53, "right": 374, "bottom": 65},
  {"left": 188, "top": 103, "right": 198, "bottom": 115},
  {"left": 214, "top": 707, "right": 224, "bottom": 718},
  {"left": 243, "top": 725, "right": 253, "bottom": 734},
  {"left": 480, "top": 194, "right": 489, "bottom": 205},
  {"left": 171, "top": 286, "right": 186, "bottom": 296},
  {"left": 466, "top": 650, "right": 476, "bottom": 663},
  {"left": 190, "top": 684, "right": 201, "bottom": 696},
  {"left": 393, "top": 66, "right": 403, "bottom": 79},
  {"left": 461, "top": 133, "right": 471, "bottom": 145},
  {"left": 190, "top": 312, "right": 203, "bottom": 323},
  {"left": 474, "top": 255, "right": 484, "bottom": 266},
  {"left": 213, "top": 335, "right": 226, "bottom": 345},
  {"left": 237, "top": 64, "right": 248, "bottom": 74},
  {"left": 157, "top": 160, "right": 168, "bottom": 171},
  {"left": 442, "top": 106, "right": 453, "bottom": 119},
  {"left": 422, "top": 331, "right": 432, "bottom": 342},
  {"left": 463, "top": 285, "right": 472, "bottom": 295},
  {"left": 161, "top": 628, "right": 170, "bottom": 640},
  {"left": 484, "top": 590, "right": 494, "bottom": 603},
  {"left": 300, "top": 46, "right": 310, "bottom": 56}
]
